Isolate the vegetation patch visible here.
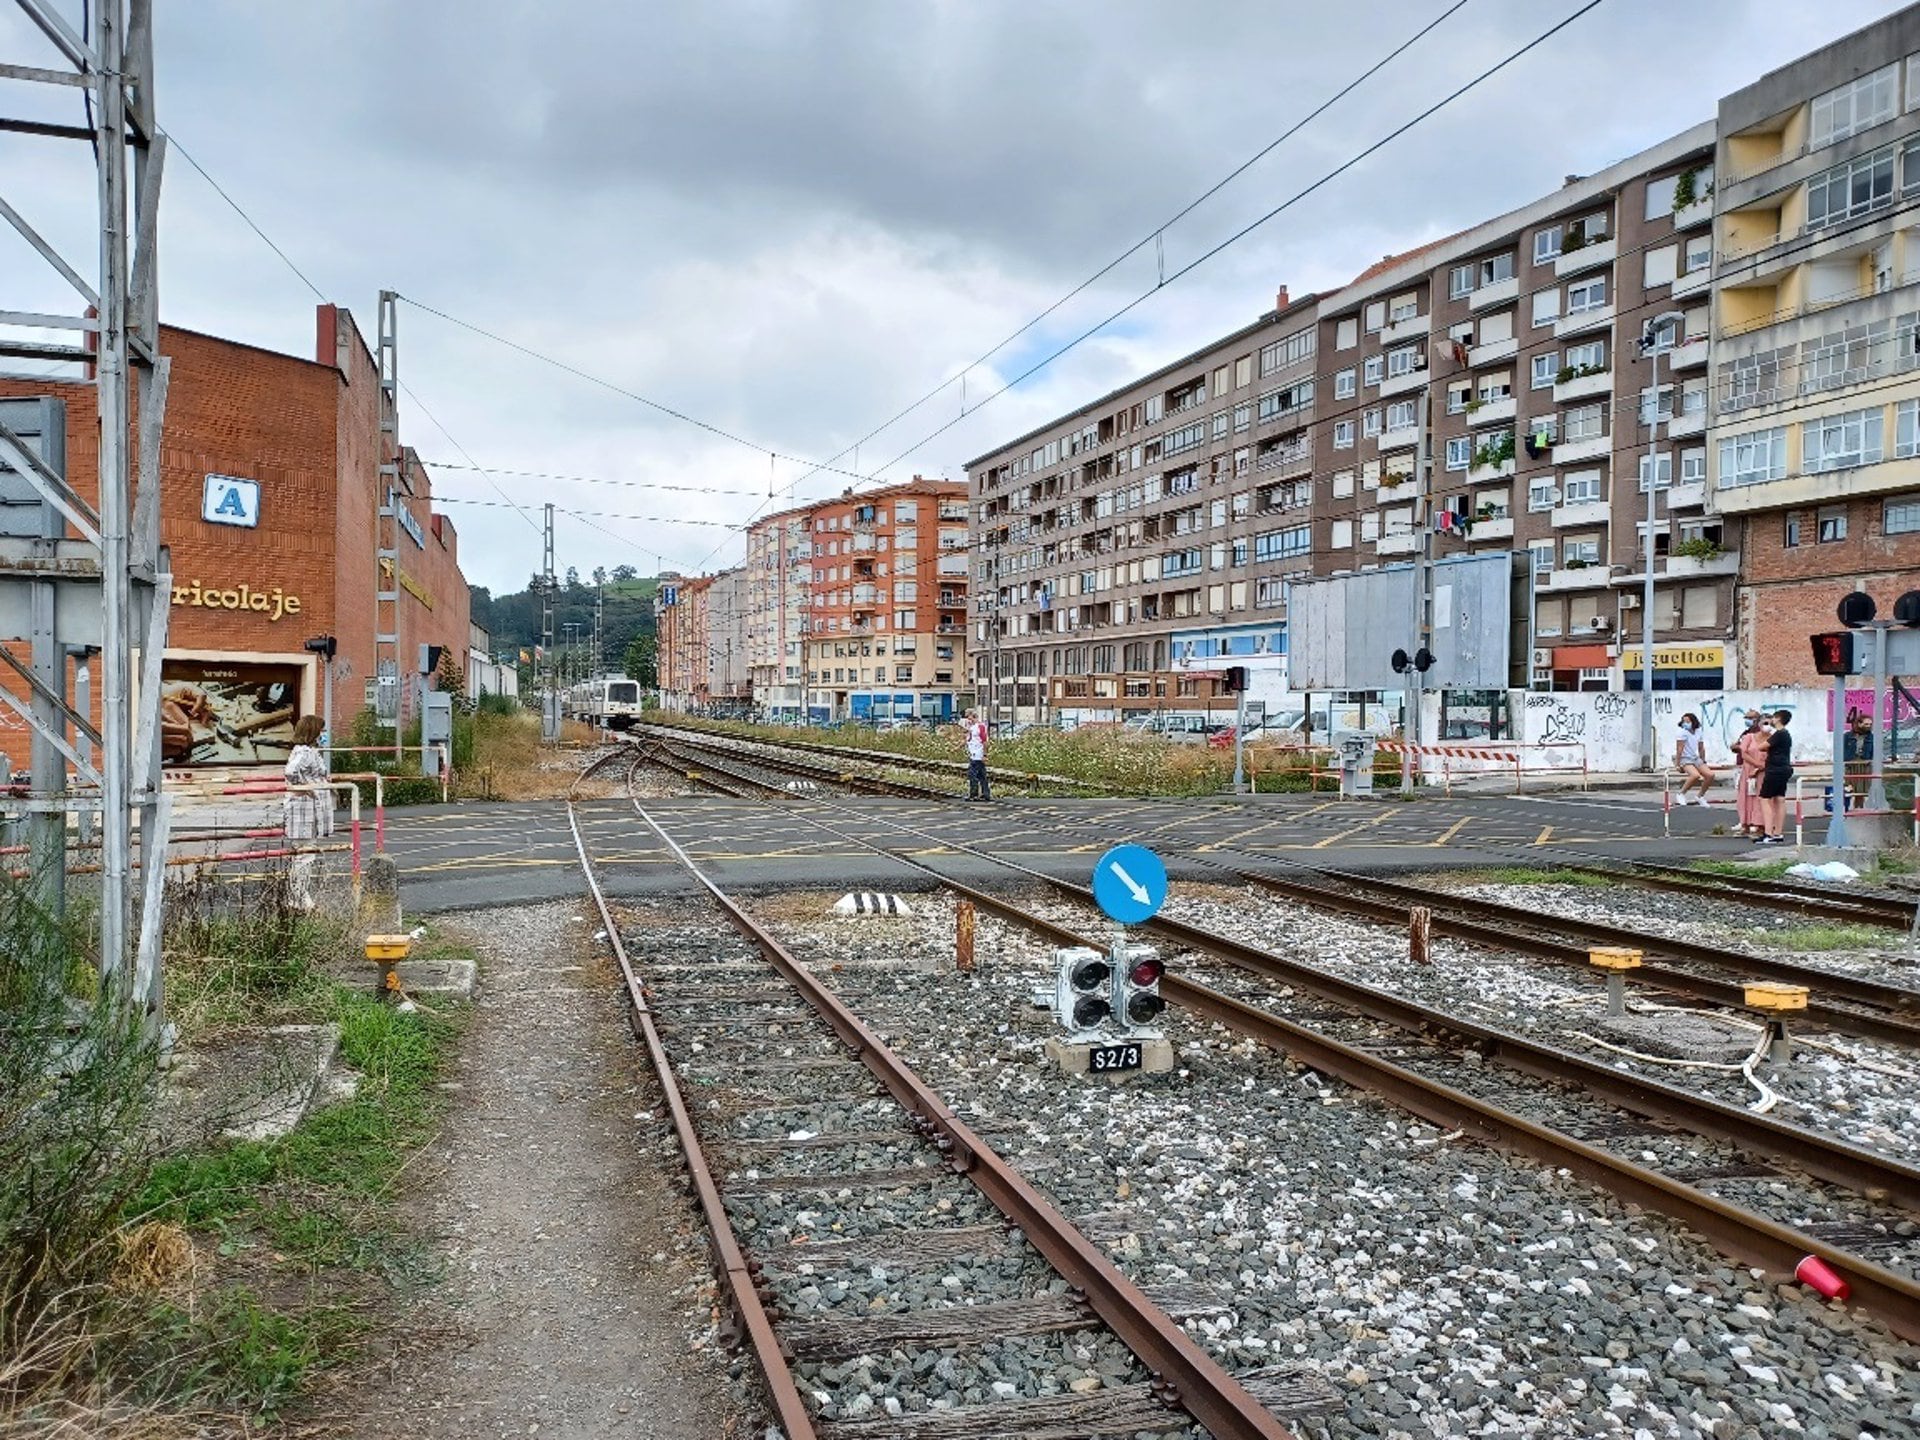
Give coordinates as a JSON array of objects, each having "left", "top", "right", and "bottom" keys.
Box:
[
  {"left": 1453, "top": 866, "right": 1613, "bottom": 888},
  {"left": 2, "top": 870, "right": 468, "bottom": 1429},
  {"left": 1752, "top": 923, "right": 1887, "bottom": 952}
]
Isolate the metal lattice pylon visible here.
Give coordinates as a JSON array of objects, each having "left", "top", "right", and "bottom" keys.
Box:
[{"left": 0, "top": 0, "right": 171, "bottom": 1023}]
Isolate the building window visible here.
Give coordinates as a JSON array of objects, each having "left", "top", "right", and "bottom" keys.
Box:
[
  {"left": 1563, "top": 537, "right": 1601, "bottom": 566},
  {"left": 1638, "top": 454, "right": 1672, "bottom": 491},
  {"left": 1531, "top": 290, "right": 1560, "bottom": 328},
  {"left": 1333, "top": 420, "right": 1355, "bottom": 448},
  {"left": 1334, "top": 368, "right": 1356, "bottom": 399},
  {"left": 1480, "top": 252, "right": 1515, "bottom": 286},
  {"left": 1718, "top": 426, "right": 1788, "bottom": 487},
  {"left": 1817, "top": 506, "right": 1848, "bottom": 543},
  {"left": 1365, "top": 301, "right": 1386, "bottom": 333},
  {"left": 1533, "top": 225, "right": 1562, "bottom": 264},
  {"left": 1896, "top": 398, "right": 1920, "bottom": 457},
  {"left": 1565, "top": 339, "right": 1605, "bottom": 373},
  {"left": 1336, "top": 318, "right": 1358, "bottom": 349},
  {"left": 1363, "top": 355, "right": 1383, "bottom": 386},
  {"left": 1385, "top": 399, "right": 1417, "bottom": 431},
  {"left": 1213, "top": 412, "right": 1230, "bottom": 441},
  {"left": 1445, "top": 436, "right": 1473, "bottom": 471},
  {"left": 1528, "top": 479, "right": 1558, "bottom": 512},
  {"left": 1644, "top": 173, "right": 1678, "bottom": 220},
  {"left": 1679, "top": 447, "right": 1706, "bottom": 483},
  {"left": 1531, "top": 354, "right": 1559, "bottom": 389},
  {"left": 1566, "top": 276, "right": 1608, "bottom": 314},
  {"left": 1362, "top": 408, "right": 1382, "bottom": 438},
  {"left": 1233, "top": 402, "right": 1252, "bottom": 432},
  {"left": 1258, "top": 325, "right": 1315, "bottom": 375},
  {"left": 1253, "top": 525, "right": 1312, "bottom": 561},
  {"left": 1563, "top": 470, "right": 1603, "bottom": 504},
  {"left": 1449, "top": 265, "right": 1474, "bottom": 299},
  {"left": 1884, "top": 493, "right": 1920, "bottom": 534},
  {"left": 1387, "top": 345, "right": 1421, "bottom": 378},
  {"left": 1811, "top": 62, "right": 1899, "bottom": 148},
  {"left": 1447, "top": 383, "right": 1472, "bottom": 414},
  {"left": 1683, "top": 234, "right": 1712, "bottom": 275},
  {"left": 1784, "top": 513, "right": 1803, "bottom": 547},
  {"left": 1802, "top": 406, "right": 1884, "bottom": 472},
  {"left": 1807, "top": 145, "right": 1895, "bottom": 230},
  {"left": 1565, "top": 404, "right": 1604, "bottom": 443}
]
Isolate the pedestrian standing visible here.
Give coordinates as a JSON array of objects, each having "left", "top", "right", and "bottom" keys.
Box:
[
  {"left": 1757, "top": 709, "right": 1793, "bottom": 845},
  {"left": 1673, "top": 712, "right": 1714, "bottom": 805},
  {"left": 962, "top": 708, "right": 992, "bottom": 802},
  {"left": 1843, "top": 708, "right": 1874, "bottom": 810},
  {"left": 283, "top": 714, "right": 334, "bottom": 909},
  {"left": 1734, "top": 710, "right": 1768, "bottom": 838}
]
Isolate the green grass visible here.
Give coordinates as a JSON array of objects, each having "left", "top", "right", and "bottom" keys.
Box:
[
  {"left": 1690, "top": 858, "right": 1799, "bottom": 880},
  {"left": 1758, "top": 923, "right": 1887, "bottom": 951},
  {"left": 126, "top": 1290, "right": 362, "bottom": 1416},
  {"left": 1459, "top": 866, "right": 1614, "bottom": 887}
]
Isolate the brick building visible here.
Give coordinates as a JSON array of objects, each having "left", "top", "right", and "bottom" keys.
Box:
[
  {"left": 0, "top": 305, "right": 471, "bottom": 767},
  {"left": 1709, "top": 6, "right": 1920, "bottom": 685},
  {"left": 743, "top": 505, "right": 812, "bottom": 720},
  {"left": 803, "top": 479, "right": 970, "bottom": 722}
]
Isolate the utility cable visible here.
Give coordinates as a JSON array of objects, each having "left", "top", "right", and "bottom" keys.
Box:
[{"left": 398, "top": 380, "right": 543, "bottom": 534}]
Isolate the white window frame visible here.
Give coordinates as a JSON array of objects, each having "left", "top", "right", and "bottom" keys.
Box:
[
  {"left": 1449, "top": 265, "right": 1475, "bottom": 299},
  {"left": 1363, "top": 355, "right": 1384, "bottom": 387},
  {"left": 1884, "top": 492, "right": 1920, "bottom": 535},
  {"left": 1528, "top": 479, "right": 1558, "bottom": 512},
  {"left": 1531, "top": 353, "right": 1558, "bottom": 389},
  {"left": 1533, "top": 225, "right": 1562, "bottom": 264},
  {"left": 1811, "top": 62, "right": 1899, "bottom": 148},
  {"left": 1565, "top": 403, "right": 1605, "bottom": 443},
  {"left": 1717, "top": 426, "right": 1788, "bottom": 488},
  {"left": 1333, "top": 419, "right": 1355, "bottom": 449},
  {"left": 1531, "top": 290, "right": 1560, "bottom": 328},
  {"left": 1333, "top": 368, "right": 1356, "bottom": 400},
  {"left": 1802, "top": 406, "right": 1885, "bottom": 472},
  {"left": 1445, "top": 435, "right": 1473, "bottom": 471},
  {"left": 1385, "top": 399, "right": 1417, "bottom": 431},
  {"left": 1562, "top": 470, "right": 1603, "bottom": 504},
  {"left": 1566, "top": 276, "right": 1608, "bottom": 314}
]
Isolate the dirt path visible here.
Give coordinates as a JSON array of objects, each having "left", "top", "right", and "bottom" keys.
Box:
[{"left": 339, "top": 901, "right": 744, "bottom": 1440}]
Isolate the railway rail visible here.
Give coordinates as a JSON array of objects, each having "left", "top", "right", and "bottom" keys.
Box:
[
  {"left": 566, "top": 746, "right": 1313, "bottom": 1439},
  {"left": 596, "top": 739, "right": 1920, "bottom": 1345}
]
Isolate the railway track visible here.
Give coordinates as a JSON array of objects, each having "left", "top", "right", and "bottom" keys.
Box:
[
  {"left": 566, "top": 746, "right": 1319, "bottom": 1438},
  {"left": 593, "top": 746, "right": 1920, "bottom": 1346}
]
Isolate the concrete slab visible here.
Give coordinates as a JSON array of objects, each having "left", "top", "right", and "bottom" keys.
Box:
[
  {"left": 162, "top": 1022, "right": 347, "bottom": 1144},
  {"left": 391, "top": 956, "right": 478, "bottom": 999}
]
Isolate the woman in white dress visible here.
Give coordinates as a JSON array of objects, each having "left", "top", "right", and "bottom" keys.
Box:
[{"left": 283, "top": 714, "right": 333, "bottom": 909}]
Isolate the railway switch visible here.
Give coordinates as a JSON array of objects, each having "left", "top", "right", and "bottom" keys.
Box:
[
  {"left": 1744, "top": 981, "right": 1809, "bottom": 1064},
  {"left": 1588, "top": 945, "right": 1643, "bottom": 1016}
]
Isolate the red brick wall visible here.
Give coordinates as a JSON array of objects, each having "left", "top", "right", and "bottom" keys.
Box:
[
  {"left": 322, "top": 304, "right": 381, "bottom": 708},
  {"left": 1734, "top": 498, "right": 1920, "bottom": 685}
]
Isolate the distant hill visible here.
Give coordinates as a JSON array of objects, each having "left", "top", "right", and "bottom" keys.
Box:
[{"left": 471, "top": 568, "right": 658, "bottom": 675}]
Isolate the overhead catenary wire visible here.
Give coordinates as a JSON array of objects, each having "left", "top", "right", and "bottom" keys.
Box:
[
  {"left": 724, "top": 0, "right": 1480, "bottom": 527},
  {"left": 398, "top": 380, "right": 543, "bottom": 534}
]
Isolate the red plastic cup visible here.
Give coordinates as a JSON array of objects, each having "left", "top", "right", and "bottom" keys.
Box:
[{"left": 1796, "top": 1254, "right": 1850, "bottom": 1301}]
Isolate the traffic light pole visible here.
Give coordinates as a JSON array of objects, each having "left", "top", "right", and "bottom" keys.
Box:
[
  {"left": 1829, "top": 670, "right": 1851, "bottom": 848},
  {"left": 1868, "top": 623, "right": 1889, "bottom": 814}
]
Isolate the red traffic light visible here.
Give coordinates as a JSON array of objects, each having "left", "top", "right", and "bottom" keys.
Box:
[
  {"left": 1811, "top": 632, "right": 1856, "bottom": 677},
  {"left": 1128, "top": 957, "right": 1165, "bottom": 987}
]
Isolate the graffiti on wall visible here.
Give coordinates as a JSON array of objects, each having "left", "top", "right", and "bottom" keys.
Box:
[{"left": 1517, "top": 688, "right": 1834, "bottom": 770}]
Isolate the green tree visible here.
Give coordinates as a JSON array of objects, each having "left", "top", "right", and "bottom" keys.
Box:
[
  {"left": 623, "top": 633, "right": 658, "bottom": 687},
  {"left": 436, "top": 649, "right": 466, "bottom": 701}
]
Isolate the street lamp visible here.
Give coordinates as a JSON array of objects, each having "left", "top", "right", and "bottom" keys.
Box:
[{"left": 1637, "top": 310, "right": 1686, "bottom": 774}]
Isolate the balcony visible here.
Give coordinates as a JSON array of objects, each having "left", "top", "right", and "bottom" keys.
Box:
[
  {"left": 1466, "top": 394, "right": 1516, "bottom": 428},
  {"left": 1668, "top": 335, "right": 1709, "bottom": 371},
  {"left": 1554, "top": 432, "right": 1611, "bottom": 465},
  {"left": 1551, "top": 498, "right": 1611, "bottom": 528},
  {"left": 1470, "top": 515, "right": 1514, "bottom": 541},
  {"left": 1469, "top": 454, "right": 1516, "bottom": 480},
  {"left": 1375, "top": 532, "right": 1419, "bottom": 556},
  {"left": 1380, "top": 365, "right": 1430, "bottom": 398},
  {"left": 1554, "top": 235, "right": 1616, "bottom": 277},
  {"left": 1667, "top": 408, "right": 1706, "bottom": 440},
  {"left": 1554, "top": 304, "right": 1614, "bottom": 341},
  {"left": 1611, "top": 549, "right": 1740, "bottom": 584},
  {"left": 1469, "top": 335, "right": 1519, "bottom": 366},
  {"left": 1381, "top": 310, "right": 1430, "bottom": 344},
  {"left": 1552, "top": 368, "right": 1610, "bottom": 404},
  {"left": 1672, "top": 197, "right": 1713, "bottom": 230},
  {"left": 1538, "top": 564, "right": 1611, "bottom": 592},
  {"left": 1671, "top": 266, "right": 1711, "bottom": 300},
  {"left": 1470, "top": 275, "right": 1519, "bottom": 312},
  {"left": 1379, "top": 424, "right": 1420, "bottom": 454},
  {"left": 1378, "top": 474, "right": 1421, "bottom": 503},
  {"left": 1667, "top": 480, "right": 1707, "bottom": 509}
]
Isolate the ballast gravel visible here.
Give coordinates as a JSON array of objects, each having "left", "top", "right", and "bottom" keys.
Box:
[{"left": 738, "top": 887, "right": 1920, "bottom": 1440}]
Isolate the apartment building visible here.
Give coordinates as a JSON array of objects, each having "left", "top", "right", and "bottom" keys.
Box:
[
  {"left": 743, "top": 504, "right": 813, "bottom": 720},
  {"left": 705, "top": 566, "right": 750, "bottom": 710},
  {"left": 1311, "top": 122, "right": 1727, "bottom": 694},
  {"left": 965, "top": 289, "right": 1321, "bottom": 723},
  {"left": 802, "top": 478, "right": 971, "bottom": 722},
  {"left": 1710, "top": 6, "right": 1920, "bottom": 686},
  {"left": 654, "top": 571, "right": 707, "bottom": 711}
]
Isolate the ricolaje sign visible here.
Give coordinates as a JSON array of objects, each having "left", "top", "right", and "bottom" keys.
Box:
[{"left": 169, "top": 579, "right": 303, "bottom": 622}]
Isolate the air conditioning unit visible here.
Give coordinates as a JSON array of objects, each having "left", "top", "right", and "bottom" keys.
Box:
[
  {"left": 1620, "top": 594, "right": 1640, "bottom": 609},
  {"left": 1532, "top": 648, "right": 1552, "bottom": 668},
  {"left": 1590, "top": 615, "right": 1612, "bottom": 631}
]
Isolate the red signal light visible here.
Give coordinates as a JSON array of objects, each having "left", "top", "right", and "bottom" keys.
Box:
[
  {"left": 1129, "top": 958, "right": 1164, "bottom": 987},
  {"left": 1811, "top": 632, "right": 1855, "bottom": 677}
]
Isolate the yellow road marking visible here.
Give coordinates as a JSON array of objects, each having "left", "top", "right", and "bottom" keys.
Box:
[
  {"left": 1535, "top": 823, "right": 1555, "bottom": 845},
  {"left": 1427, "top": 817, "right": 1471, "bottom": 848}
]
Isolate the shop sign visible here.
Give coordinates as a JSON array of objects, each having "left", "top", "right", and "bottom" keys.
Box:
[
  {"left": 170, "top": 579, "right": 301, "bottom": 622},
  {"left": 1617, "top": 644, "right": 1725, "bottom": 671},
  {"left": 159, "top": 657, "right": 302, "bottom": 766},
  {"left": 388, "top": 486, "right": 426, "bottom": 549},
  {"left": 398, "top": 570, "right": 434, "bottom": 609},
  {"left": 202, "top": 474, "right": 260, "bottom": 528}
]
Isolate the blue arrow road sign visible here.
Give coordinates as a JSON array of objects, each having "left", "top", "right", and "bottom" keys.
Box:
[{"left": 1092, "top": 844, "right": 1168, "bottom": 925}]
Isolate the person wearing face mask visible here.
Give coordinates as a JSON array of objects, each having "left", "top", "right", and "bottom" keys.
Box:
[
  {"left": 1673, "top": 711, "right": 1713, "bottom": 805},
  {"left": 1734, "top": 710, "right": 1769, "bottom": 838}
]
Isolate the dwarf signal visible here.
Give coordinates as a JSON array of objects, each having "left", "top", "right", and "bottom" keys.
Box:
[{"left": 1052, "top": 943, "right": 1164, "bottom": 1041}]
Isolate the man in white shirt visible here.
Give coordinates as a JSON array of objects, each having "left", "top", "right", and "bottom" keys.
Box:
[{"left": 963, "top": 709, "right": 991, "bottom": 802}]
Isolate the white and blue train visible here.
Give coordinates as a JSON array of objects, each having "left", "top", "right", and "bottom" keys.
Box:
[{"left": 566, "top": 676, "right": 645, "bottom": 730}]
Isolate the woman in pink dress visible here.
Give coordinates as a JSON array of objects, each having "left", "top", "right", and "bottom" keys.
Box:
[{"left": 1733, "top": 709, "right": 1768, "bottom": 838}]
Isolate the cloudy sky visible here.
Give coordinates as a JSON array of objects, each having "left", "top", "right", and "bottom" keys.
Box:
[{"left": 0, "top": 0, "right": 1906, "bottom": 592}]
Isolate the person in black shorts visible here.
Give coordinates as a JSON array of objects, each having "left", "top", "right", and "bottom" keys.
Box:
[{"left": 1756, "top": 708, "right": 1793, "bottom": 844}]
